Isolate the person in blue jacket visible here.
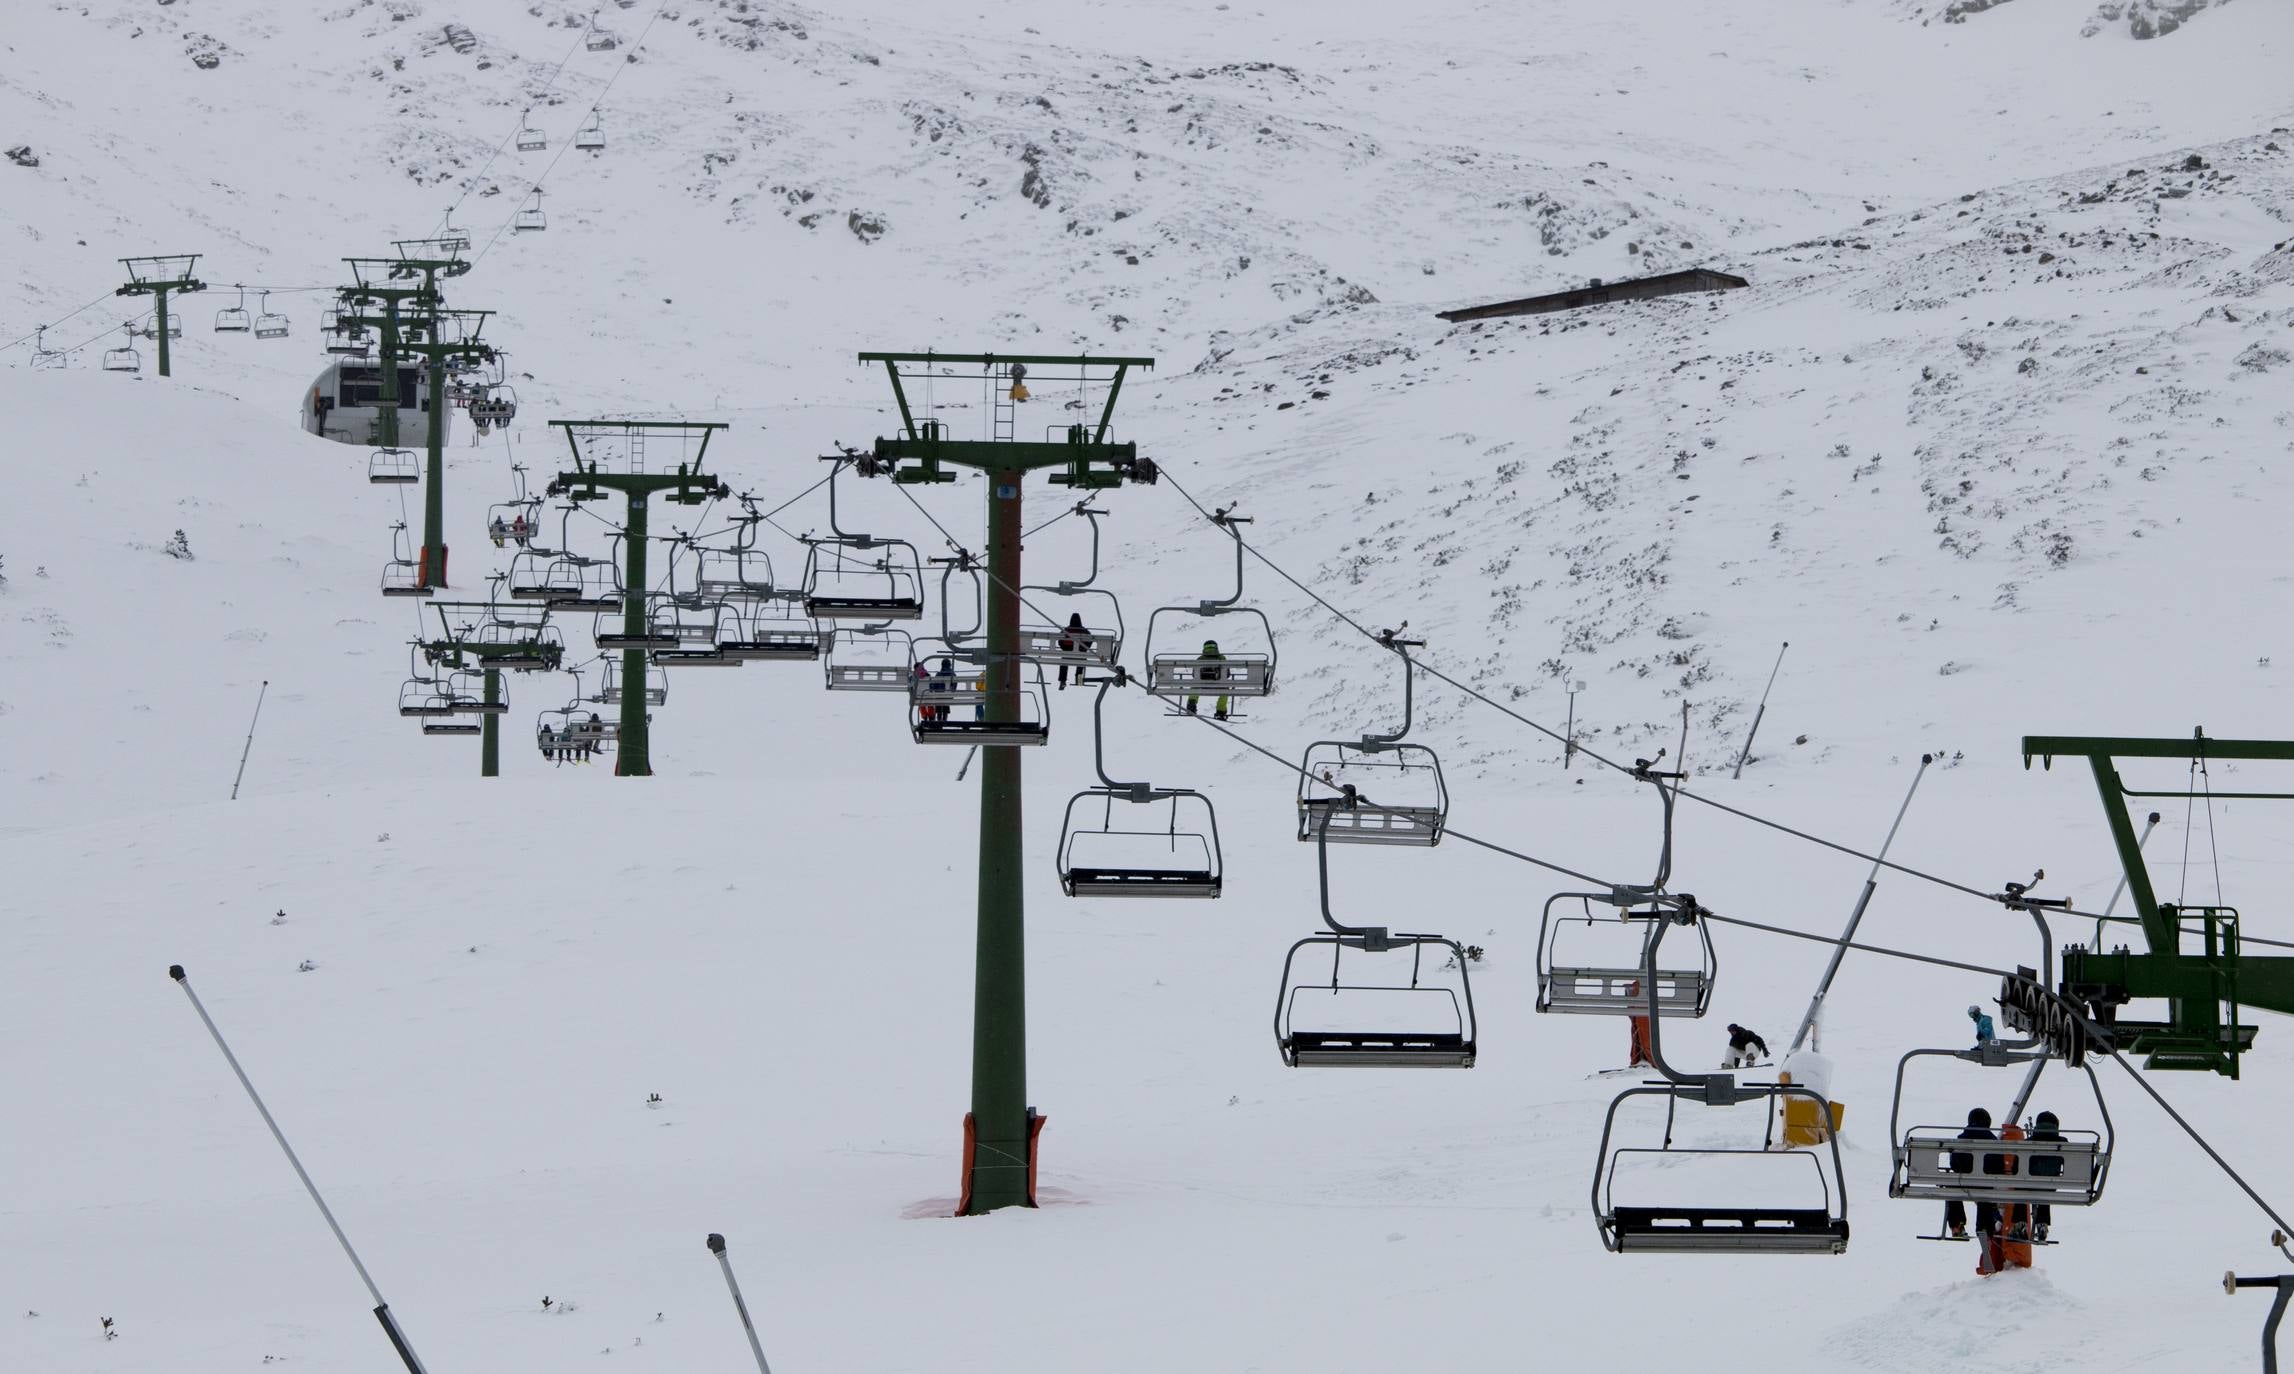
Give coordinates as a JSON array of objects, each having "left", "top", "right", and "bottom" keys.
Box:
[{"left": 1968, "top": 1004, "right": 1996, "bottom": 1046}]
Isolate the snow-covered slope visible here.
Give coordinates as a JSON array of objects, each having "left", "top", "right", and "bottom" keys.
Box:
[{"left": 5, "top": 1, "right": 2294, "bottom": 1370}]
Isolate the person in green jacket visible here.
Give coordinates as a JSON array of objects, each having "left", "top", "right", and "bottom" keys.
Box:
[{"left": 1184, "top": 639, "right": 1230, "bottom": 721}]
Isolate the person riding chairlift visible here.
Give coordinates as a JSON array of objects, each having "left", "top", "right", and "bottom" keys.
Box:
[
  {"left": 1056, "top": 612, "right": 1090, "bottom": 689},
  {"left": 1184, "top": 639, "right": 1230, "bottom": 721},
  {"left": 510, "top": 514, "right": 531, "bottom": 547},
  {"left": 489, "top": 517, "right": 509, "bottom": 549},
  {"left": 1942, "top": 1106, "right": 2007, "bottom": 1243},
  {"left": 928, "top": 656, "right": 956, "bottom": 723}
]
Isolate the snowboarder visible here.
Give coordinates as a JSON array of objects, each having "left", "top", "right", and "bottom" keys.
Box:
[
  {"left": 1184, "top": 639, "right": 1230, "bottom": 720},
  {"left": 1942, "top": 1106, "right": 2005, "bottom": 1243},
  {"left": 581, "top": 713, "right": 604, "bottom": 762},
  {"left": 1056, "top": 612, "right": 1091, "bottom": 689},
  {"left": 928, "top": 657, "right": 957, "bottom": 723},
  {"left": 1723, "top": 1023, "right": 1769, "bottom": 1068},
  {"left": 1969, "top": 1003, "right": 1996, "bottom": 1046},
  {"left": 489, "top": 517, "right": 509, "bottom": 549}
]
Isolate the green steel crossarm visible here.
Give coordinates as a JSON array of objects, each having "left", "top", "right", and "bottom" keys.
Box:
[
  {"left": 857, "top": 351, "right": 1156, "bottom": 369},
  {"left": 1094, "top": 363, "right": 1128, "bottom": 444},
  {"left": 2023, "top": 735, "right": 2294, "bottom": 765},
  {"left": 873, "top": 437, "right": 1135, "bottom": 474},
  {"left": 882, "top": 359, "right": 918, "bottom": 441}
]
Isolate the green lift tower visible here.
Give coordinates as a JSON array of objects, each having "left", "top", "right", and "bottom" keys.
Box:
[
  {"left": 853, "top": 350, "right": 1158, "bottom": 1214},
  {"left": 2023, "top": 730, "right": 2294, "bottom": 1076},
  {"left": 418, "top": 597, "right": 565, "bottom": 776},
  {"left": 116, "top": 255, "right": 206, "bottom": 377},
  {"left": 545, "top": 420, "right": 730, "bottom": 777}
]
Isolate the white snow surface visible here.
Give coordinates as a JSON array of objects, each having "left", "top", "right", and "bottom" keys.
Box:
[{"left": 4, "top": 1, "right": 2294, "bottom": 1370}]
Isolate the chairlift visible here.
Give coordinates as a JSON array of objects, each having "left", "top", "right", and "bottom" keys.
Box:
[
  {"left": 695, "top": 546, "right": 774, "bottom": 601},
  {"left": 600, "top": 657, "right": 667, "bottom": 705},
  {"left": 30, "top": 326, "right": 67, "bottom": 369},
  {"left": 1886, "top": 1045, "right": 2114, "bottom": 1214},
  {"left": 471, "top": 619, "right": 565, "bottom": 673},
  {"left": 1143, "top": 509, "right": 1275, "bottom": 699},
  {"left": 1536, "top": 890, "right": 1716, "bottom": 1016},
  {"left": 102, "top": 327, "right": 142, "bottom": 374},
  {"left": 1590, "top": 912, "right": 1851, "bottom": 1254},
  {"left": 536, "top": 705, "right": 617, "bottom": 759},
  {"left": 909, "top": 642, "right": 1049, "bottom": 746},
  {"left": 398, "top": 676, "right": 456, "bottom": 717},
  {"left": 823, "top": 624, "right": 914, "bottom": 690},
  {"left": 539, "top": 555, "right": 623, "bottom": 612},
  {"left": 717, "top": 596, "right": 824, "bottom": 661},
  {"left": 441, "top": 669, "right": 508, "bottom": 715},
  {"left": 1274, "top": 812, "right": 1475, "bottom": 1066},
  {"left": 513, "top": 190, "right": 547, "bottom": 234},
  {"left": 802, "top": 539, "right": 925, "bottom": 620},
  {"left": 141, "top": 314, "right": 183, "bottom": 341},
  {"left": 595, "top": 596, "right": 679, "bottom": 651},
  {"left": 326, "top": 321, "right": 372, "bottom": 358},
  {"left": 1294, "top": 631, "right": 1446, "bottom": 845},
  {"left": 469, "top": 384, "right": 518, "bottom": 428},
  {"left": 517, "top": 111, "right": 547, "bottom": 153},
  {"left": 650, "top": 598, "right": 741, "bottom": 667},
  {"left": 381, "top": 522, "right": 433, "bottom": 598},
  {"left": 575, "top": 111, "right": 606, "bottom": 152},
  {"left": 252, "top": 291, "right": 291, "bottom": 339},
  {"left": 1058, "top": 674, "right": 1222, "bottom": 898},
  {"left": 213, "top": 287, "right": 252, "bottom": 334},
  {"left": 1019, "top": 501, "right": 1123, "bottom": 667},
  {"left": 368, "top": 448, "right": 420, "bottom": 485},
  {"left": 585, "top": 15, "right": 619, "bottom": 51},
  {"left": 486, "top": 496, "right": 542, "bottom": 549},
  {"left": 509, "top": 550, "right": 580, "bottom": 601}
]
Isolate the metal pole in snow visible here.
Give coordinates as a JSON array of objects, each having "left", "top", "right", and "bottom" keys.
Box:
[
  {"left": 1787, "top": 753, "right": 1933, "bottom": 1056},
  {"left": 229, "top": 680, "right": 269, "bottom": 801},
  {"left": 707, "top": 1234, "right": 774, "bottom": 1374},
  {"left": 169, "top": 965, "right": 431, "bottom": 1374},
  {"left": 1731, "top": 641, "right": 1789, "bottom": 780},
  {"left": 2093, "top": 811, "right": 2161, "bottom": 950}
]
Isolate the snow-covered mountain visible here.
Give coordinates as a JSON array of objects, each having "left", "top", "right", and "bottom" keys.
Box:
[{"left": 4, "top": 2, "right": 2293, "bottom": 1370}]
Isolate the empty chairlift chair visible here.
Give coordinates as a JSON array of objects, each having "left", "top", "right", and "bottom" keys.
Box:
[
  {"left": 594, "top": 596, "right": 681, "bottom": 651},
  {"left": 600, "top": 657, "right": 667, "bottom": 706},
  {"left": 380, "top": 523, "right": 432, "bottom": 598},
  {"left": 213, "top": 288, "right": 252, "bottom": 334},
  {"left": 1536, "top": 890, "right": 1716, "bottom": 1016},
  {"left": 369, "top": 448, "right": 420, "bottom": 485},
  {"left": 823, "top": 625, "right": 914, "bottom": 689},
  {"left": 513, "top": 190, "right": 547, "bottom": 234},
  {"left": 718, "top": 595, "right": 825, "bottom": 661},
  {"left": 1586, "top": 907, "right": 1850, "bottom": 1254},
  {"left": 102, "top": 327, "right": 142, "bottom": 374},
  {"left": 1274, "top": 814, "right": 1476, "bottom": 1066},
  {"left": 516, "top": 111, "right": 546, "bottom": 153},
  {"left": 575, "top": 111, "right": 606, "bottom": 152},
  {"left": 1294, "top": 630, "right": 1445, "bottom": 845},
  {"left": 651, "top": 599, "right": 740, "bottom": 667},
  {"left": 252, "top": 291, "right": 291, "bottom": 340},
  {"left": 802, "top": 539, "right": 925, "bottom": 621},
  {"left": 539, "top": 555, "right": 622, "bottom": 611},
  {"left": 29, "top": 327, "right": 67, "bottom": 370},
  {"left": 1057, "top": 675, "right": 1222, "bottom": 898},
  {"left": 585, "top": 15, "right": 618, "bottom": 50}
]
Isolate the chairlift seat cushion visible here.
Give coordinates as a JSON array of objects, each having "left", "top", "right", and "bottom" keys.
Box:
[
  {"left": 1283, "top": 1031, "right": 1474, "bottom": 1068},
  {"left": 806, "top": 595, "right": 924, "bottom": 621},
  {"left": 653, "top": 649, "right": 740, "bottom": 666},
  {"left": 1608, "top": 1207, "right": 1847, "bottom": 1254},
  {"left": 1062, "top": 868, "right": 1221, "bottom": 899},
  {"left": 596, "top": 632, "right": 681, "bottom": 650},
  {"left": 422, "top": 721, "right": 483, "bottom": 736}
]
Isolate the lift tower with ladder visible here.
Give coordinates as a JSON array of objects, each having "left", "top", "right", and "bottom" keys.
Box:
[
  {"left": 337, "top": 243, "right": 487, "bottom": 589},
  {"left": 853, "top": 350, "right": 1158, "bottom": 1215},
  {"left": 545, "top": 420, "right": 730, "bottom": 777},
  {"left": 115, "top": 255, "right": 206, "bottom": 377}
]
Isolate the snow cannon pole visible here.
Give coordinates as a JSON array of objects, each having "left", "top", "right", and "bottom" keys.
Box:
[
  {"left": 1730, "top": 641, "right": 1789, "bottom": 780},
  {"left": 1788, "top": 753, "right": 1932, "bottom": 1055},
  {"left": 2093, "top": 811, "right": 2161, "bottom": 951},
  {"left": 706, "top": 1233, "right": 774, "bottom": 1374},
  {"left": 169, "top": 965, "right": 431, "bottom": 1374},
  {"left": 229, "top": 679, "right": 269, "bottom": 801}
]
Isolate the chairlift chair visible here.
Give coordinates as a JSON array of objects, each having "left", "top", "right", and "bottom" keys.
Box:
[
  {"left": 650, "top": 598, "right": 741, "bottom": 667},
  {"left": 802, "top": 539, "right": 926, "bottom": 621},
  {"left": 536, "top": 705, "right": 617, "bottom": 757},
  {"left": 469, "top": 385, "right": 519, "bottom": 428},
  {"left": 517, "top": 112, "right": 546, "bottom": 153},
  {"left": 594, "top": 598, "right": 680, "bottom": 651},
  {"left": 539, "top": 556, "right": 623, "bottom": 612},
  {"left": 717, "top": 597, "right": 824, "bottom": 661},
  {"left": 30, "top": 327, "right": 67, "bottom": 369},
  {"left": 509, "top": 551, "right": 581, "bottom": 601},
  {"left": 575, "top": 111, "right": 606, "bottom": 152},
  {"left": 1885, "top": 1045, "right": 2114, "bottom": 1211},
  {"left": 326, "top": 323, "right": 372, "bottom": 359},
  {"left": 823, "top": 625, "right": 914, "bottom": 690},
  {"left": 908, "top": 644, "right": 1049, "bottom": 746},
  {"left": 397, "top": 676, "right": 457, "bottom": 717},
  {"left": 1057, "top": 676, "right": 1222, "bottom": 898},
  {"left": 1536, "top": 890, "right": 1716, "bottom": 1016},
  {"left": 214, "top": 288, "right": 252, "bottom": 334},
  {"left": 252, "top": 292, "right": 291, "bottom": 339},
  {"left": 694, "top": 546, "right": 774, "bottom": 601},
  {"left": 600, "top": 657, "right": 667, "bottom": 706},
  {"left": 513, "top": 190, "right": 547, "bottom": 234},
  {"left": 381, "top": 523, "right": 432, "bottom": 598},
  {"left": 1018, "top": 588, "right": 1123, "bottom": 669},
  {"left": 368, "top": 448, "right": 420, "bottom": 485},
  {"left": 585, "top": 16, "right": 619, "bottom": 50},
  {"left": 1142, "top": 508, "right": 1277, "bottom": 698},
  {"left": 1274, "top": 815, "right": 1475, "bottom": 1065},
  {"left": 1293, "top": 631, "right": 1446, "bottom": 844},
  {"left": 141, "top": 314, "right": 183, "bottom": 341},
  {"left": 1594, "top": 1084, "right": 1852, "bottom": 1254},
  {"left": 101, "top": 328, "right": 142, "bottom": 374},
  {"left": 486, "top": 497, "right": 542, "bottom": 549},
  {"left": 441, "top": 669, "right": 507, "bottom": 715}
]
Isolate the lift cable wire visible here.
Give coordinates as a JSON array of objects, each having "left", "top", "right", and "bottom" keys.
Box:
[
  {"left": 0, "top": 287, "right": 140, "bottom": 358},
  {"left": 1152, "top": 465, "right": 2238, "bottom": 934},
  {"left": 471, "top": 0, "right": 676, "bottom": 269},
  {"left": 1157, "top": 684, "right": 2294, "bottom": 1240},
  {"left": 436, "top": 22, "right": 595, "bottom": 236}
]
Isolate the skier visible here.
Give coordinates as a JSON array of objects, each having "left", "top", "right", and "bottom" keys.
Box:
[
  {"left": 1942, "top": 1106, "right": 2005, "bottom": 1243},
  {"left": 1722, "top": 1023, "right": 1769, "bottom": 1068},
  {"left": 582, "top": 712, "right": 604, "bottom": 762},
  {"left": 1627, "top": 978, "right": 1652, "bottom": 1068},
  {"left": 1184, "top": 639, "right": 1230, "bottom": 720},
  {"left": 489, "top": 517, "right": 509, "bottom": 549},
  {"left": 511, "top": 514, "right": 531, "bottom": 547},
  {"left": 1055, "top": 612, "right": 1091, "bottom": 689},
  {"left": 2024, "top": 1109, "right": 2066, "bottom": 1242},
  {"left": 1969, "top": 1003, "right": 1997, "bottom": 1046},
  {"left": 929, "top": 656, "right": 957, "bottom": 723}
]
